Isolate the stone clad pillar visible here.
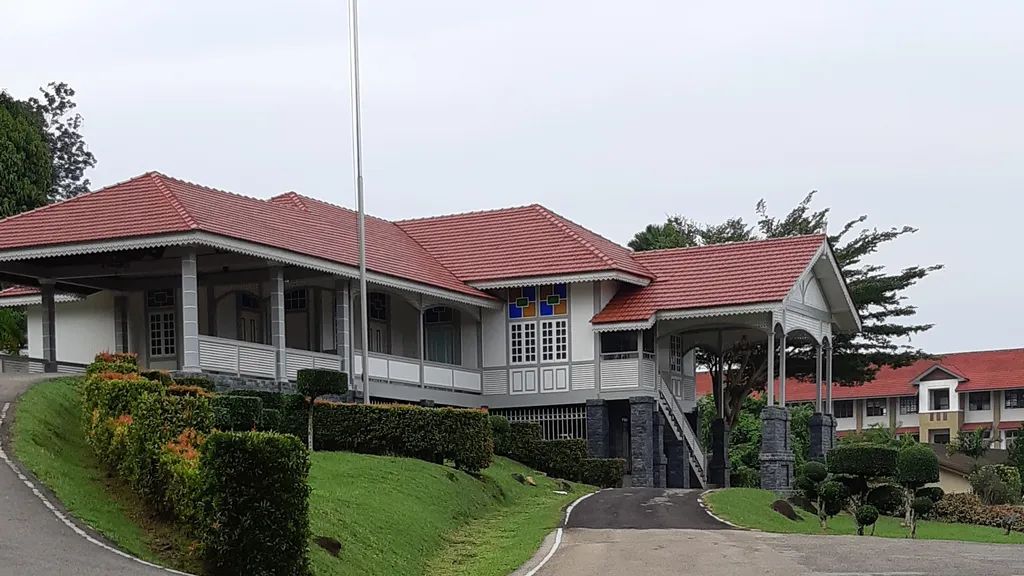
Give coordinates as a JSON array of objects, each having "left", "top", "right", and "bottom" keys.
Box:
[
  {"left": 40, "top": 281, "right": 57, "bottom": 372},
  {"left": 809, "top": 341, "right": 829, "bottom": 461},
  {"left": 760, "top": 328, "right": 795, "bottom": 493},
  {"left": 709, "top": 339, "right": 730, "bottom": 487},
  {"left": 586, "top": 399, "right": 610, "bottom": 458},
  {"left": 629, "top": 396, "right": 656, "bottom": 488},
  {"left": 270, "top": 266, "right": 287, "bottom": 384},
  {"left": 180, "top": 252, "right": 200, "bottom": 372}
]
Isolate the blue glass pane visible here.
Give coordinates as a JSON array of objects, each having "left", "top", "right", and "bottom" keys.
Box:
[
  {"left": 540, "top": 302, "right": 553, "bottom": 316},
  {"left": 508, "top": 303, "right": 523, "bottom": 319},
  {"left": 554, "top": 283, "right": 568, "bottom": 298},
  {"left": 523, "top": 286, "right": 536, "bottom": 300}
]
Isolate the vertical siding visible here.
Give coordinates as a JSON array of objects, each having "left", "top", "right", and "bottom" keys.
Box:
[
  {"left": 481, "top": 306, "right": 505, "bottom": 368},
  {"left": 461, "top": 314, "right": 479, "bottom": 369}
]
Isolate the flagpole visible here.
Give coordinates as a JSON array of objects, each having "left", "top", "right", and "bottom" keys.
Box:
[{"left": 348, "top": 0, "right": 371, "bottom": 405}]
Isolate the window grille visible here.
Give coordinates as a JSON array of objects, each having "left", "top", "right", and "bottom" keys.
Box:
[{"left": 490, "top": 405, "right": 587, "bottom": 440}]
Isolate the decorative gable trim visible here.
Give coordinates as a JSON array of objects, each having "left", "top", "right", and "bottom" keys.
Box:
[
  {"left": 469, "top": 270, "right": 650, "bottom": 290},
  {"left": 911, "top": 364, "right": 968, "bottom": 385},
  {"left": 591, "top": 302, "right": 781, "bottom": 333}
]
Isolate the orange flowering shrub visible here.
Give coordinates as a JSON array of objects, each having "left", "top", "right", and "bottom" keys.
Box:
[{"left": 166, "top": 428, "right": 206, "bottom": 461}]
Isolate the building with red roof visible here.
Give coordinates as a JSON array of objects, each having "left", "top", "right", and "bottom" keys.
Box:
[{"left": 0, "top": 171, "right": 863, "bottom": 490}]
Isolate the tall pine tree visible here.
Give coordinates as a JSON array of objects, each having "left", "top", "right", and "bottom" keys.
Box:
[{"left": 630, "top": 192, "right": 942, "bottom": 425}]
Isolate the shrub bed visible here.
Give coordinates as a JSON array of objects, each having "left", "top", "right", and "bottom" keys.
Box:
[
  {"left": 314, "top": 401, "right": 493, "bottom": 472},
  {"left": 80, "top": 357, "right": 312, "bottom": 574},
  {"left": 489, "top": 416, "right": 624, "bottom": 486},
  {"left": 932, "top": 492, "right": 1024, "bottom": 532},
  {"left": 582, "top": 458, "right": 627, "bottom": 488},
  {"left": 491, "top": 417, "right": 542, "bottom": 465}
]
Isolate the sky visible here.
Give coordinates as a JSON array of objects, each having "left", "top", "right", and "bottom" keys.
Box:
[{"left": 2, "top": 0, "right": 1021, "bottom": 354}]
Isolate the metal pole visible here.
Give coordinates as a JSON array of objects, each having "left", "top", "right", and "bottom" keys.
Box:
[
  {"left": 815, "top": 341, "right": 823, "bottom": 413},
  {"left": 348, "top": 0, "right": 370, "bottom": 404},
  {"left": 826, "top": 341, "right": 833, "bottom": 414},
  {"left": 779, "top": 333, "right": 787, "bottom": 406}
]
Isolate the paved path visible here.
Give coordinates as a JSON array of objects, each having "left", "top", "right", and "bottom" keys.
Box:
[
  {"left": 0, "top": 375, "right": 174, "bottom": 576},
  {"left": 534, "top": 488, "right": 1024, "bottom": 576}
]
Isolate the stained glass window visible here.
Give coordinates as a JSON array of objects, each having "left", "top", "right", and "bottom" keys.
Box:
[
  {"left": 507, "top": 286, "right": 537, "bottom": 319},
  {"left": 539, "top": 283, "right": 568, "bottom": 316}
]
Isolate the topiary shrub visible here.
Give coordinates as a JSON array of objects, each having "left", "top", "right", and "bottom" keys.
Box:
[
  {"left": 855, "top": 504, "right": 879, "bottom": 535},
  {"left": 198, "top": 431, "right": 311, "bottom": 576},
  {"left": 917, "top": 486, "right": 944, "bottom": 504},
  {"left": 297, "top": 368, "right": 348, "bottom": 450},
  {"left": 828, "top": 444, "right": 896, "bottom": 533},
  {"left": 910, "top": 496, "right": 934, "bottom": 538},
  {"left": 897, "top": 443, "right": 940, "bottom": 528},
  {"left": 87, "top": 351, "right": 138, "bottom": 376},
  {"left": 175, "top": 376, "right": 215, "bottom": 392},
  {"left": 796, "top": 461, "right": 828, "bottom": 501},
  {"left": 582, "top": 458, "right": 626, "bottom": 488},
  {"left": 225, "top": 389, "right": 289, "bottom": 411},
  {"left": 139, "top": 369, "right": 174, "bottom": 387},
  {"left": 817, "top": 480, "right": 849, "bottom": 529},
  {"left": 212, "top": 395, "right": 263, "bottom": 432},
  {"left": 530, "top": 439, "right": 588, "bottom": 482},
  {"left": 867, "top": 484, "right": 904, "bottom": 517},
  {"left": 260, "top": 409, "right": 282, "bottom": 432}
]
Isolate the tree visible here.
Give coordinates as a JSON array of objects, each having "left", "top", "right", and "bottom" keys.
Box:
[
  {"left": 630, "top": 193, "right": 942, "bottom": 427},
  {"left": 1008, "top": 427, "right": 1024, "bottom": 478},
  {"left": 896, "top": 443, "right": 939, "bottom": 534},
  {"left": 0, "top": 309, "right": 26, "bottom": 353},
  {"left": 27, "top": 82, "right": 97, "bottom": 201},
  {"left": 296, "top": 368, "right": 348, "bottom": 450},
  {"left": 827, "top": 444, "right": 898, "bottom": 535},
  {"left": 0, "top": 91, "right": 51, "bottom": 218},
  {"left": 947, "top": 427, "right": 990, "bottom": 471}
]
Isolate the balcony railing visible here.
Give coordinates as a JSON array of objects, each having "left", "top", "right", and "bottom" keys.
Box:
[
  {"left": 599, "top": 354, "right": 656, "bottom": 391},
  {"left": 353, "top": 351, "right": 482, "bottom": 394}
]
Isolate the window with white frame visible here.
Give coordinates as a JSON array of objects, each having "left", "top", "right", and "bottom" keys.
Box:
[
  {"left": 424, "top": 307, "right": 459, "bottom": 365},
  {"left": 669, "top": 335, "right": 683, "bottom": 373},
  {"left": 540, "top": 319, "right": 568, "bottom": 363},
  {"left": 899, "top": 396, "right": 918, "bottom": 415},
  {"left": 284, "top": 289, "right": 307, "bottom": 311},
  {"left": 930, "top": 388, "right": 950, "bottom": 411},
  {"left": 147, "top": 290, "right": 176, "bottom": 358},
  {"left": 866, "top": 398, "right": 887, "bottom": 417},
  {"left": 507, "top": 284, "right": 567, "bottom": 366}
]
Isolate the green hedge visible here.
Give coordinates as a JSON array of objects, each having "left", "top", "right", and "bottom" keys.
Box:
[
  {"left": 140, "top": 369, "right": 175, "bottom": 387},
  {"left": 199, "top": 431, "right": 311, "bottom": 576},
  {"left": 531, "top": 439, "right": 588, "bottom": 481},
  {"left": 296, "top": 368, "right": 347, "bottom": 400},
  {"left": 827, "top": 444, "right": 898, "bottom": 479},
  {"left": 490, "top": 416, "right": 542, "bottom": 465},
  {"left": 897, "top": 443, "right": 940, "bottom": 489},
  {"left": 582, "top": 458, "right": 626, "bottom": 488},
  {"left": 226, "top": 389, "right": 291, "bottom": 411},
  {"left": 175, "top": 376, "right": 216, "bottom": 392},
  {"left": 260, "top": 409, "right": 282, "bottom": 432},
  {"left": 933, "top": 492, "right": 1024, "bottom": 531},
  {"left": 87, "top": 352, "right": 138, "bottom": 376},
  {"left": 314, "top": 402, "right": 492, "bottom": 472},
  {"left": 212, "top": 395, "right": 264, "bottom": 432}
]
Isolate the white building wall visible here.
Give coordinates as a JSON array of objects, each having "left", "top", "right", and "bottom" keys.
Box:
[
  {"left": 570, "top": 282, "right": 594, "bottom": 362},
  {"left": 481, "top": 305, "right": 506, "bottom": 368},
  {"left": 862, "top": 398, "right": 889, "bottom": 429},
  {"left": 964, "top": 390, "right": 994, "bottom": 424},
  {"left": 598, "top": 280, "right": 618, "bottom": 310},
  {"left": 919, "top": 378, "right": 960, "bottom": 412},
  {"left": 461, "top": 313, "right": 479, "bottom": 369},
  {"left": 27, "top": 292, "right": 117, "bottom": 365}
]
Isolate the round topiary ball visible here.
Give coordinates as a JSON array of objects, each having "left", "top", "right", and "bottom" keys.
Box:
[
  {"left": 912, "top": 496, "right": 934, "bottom": 517},
  {"left": 917, "top": 486, "right": 945, "bottom": 504},
  {"left": 867, "top": 484, "right": 905, "bottom": 517},
  {"left": 898, "top": 443, "right": 940, "bottom": 488},
  {"left": 818, "top": 480, "right": 850, "bottom": 517},
  {"left": 855, "top": 504, "right": 879, "bottom": 528},
  {"left": 801, "top": 461, "right": 828, "bottom": 484}
]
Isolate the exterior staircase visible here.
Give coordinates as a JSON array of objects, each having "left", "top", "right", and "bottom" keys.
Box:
[{"left": 658, "top": 384, "right": 707, "bottom": 488}]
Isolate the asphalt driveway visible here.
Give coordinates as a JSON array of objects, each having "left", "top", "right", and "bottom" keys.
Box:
[
  {"left": 0, "top": 375, "right": 174, "bottom": 576},
  {"left": 534, "top": 488, "right": 1024, "bottom": 576}
]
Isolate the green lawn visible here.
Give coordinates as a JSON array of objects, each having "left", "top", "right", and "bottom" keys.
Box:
[
  {"left": 13, "top": 378, "right": 590, "bottom": 576},
  {"left": 704, "top": 488, "right": 1024, "bottom": 544}
]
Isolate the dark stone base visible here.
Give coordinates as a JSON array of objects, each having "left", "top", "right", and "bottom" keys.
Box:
[
  {"left": 809, "top": 413, "right": 837, "bottom": 462},
  {"left": 629, "top": 396, "right": 656, "bottom": 488},
  {"left": 653, "top": 411, "right": 666, "bottom": 488},
  {"left": 759, "top": 405, "right": 795, "bottom": 494},
  {"left": 586, "top": 399, "right": 610, "bottom": 458},
  {"left": 709, "top": 418, "right": 730, "bottom": 487},
  {"left": 664, "top": 423, "right": 690, "bottom": 489}
]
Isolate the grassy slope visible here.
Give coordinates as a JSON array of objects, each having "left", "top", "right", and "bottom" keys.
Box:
[
  {"left": 12, "top": 378, "right": 198, "bottom": 571},
  {"left": 705, "top": 488, "right": 1024, "bottom": 544},
  {"left": 13, "top": 378, "right": 589, "bottom": 576}
]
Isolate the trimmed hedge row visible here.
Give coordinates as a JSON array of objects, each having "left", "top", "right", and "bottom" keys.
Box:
[
  {"left": 212, "top": 395, "right": 263, "bottom": 432},
  {"left": 932, "top": 492, "right": 1024, "bottom": 532},
  {"left": 313, "top": 401, "right": 492, "bottom": 472},
  {"left": 81, "top": 354, "right": 312, "bottom": 575},
  {"left": 489, "top": 416, "right": 625, "bottom": 487}
]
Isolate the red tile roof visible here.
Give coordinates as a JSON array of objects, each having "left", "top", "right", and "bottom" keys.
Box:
[
  {"left": 695, "top": 349, "right": 1024, "bottom": 401},
  {"left": 0, "top": 173, "right": 488, "bottom": 299},
  {"left": 396, "top": 205, "right": 653, "bottom": 283},
  {"left": 895, "top": 427, "right": 919, "bottom": 435},
  {"left": 592, "top": 235, "right": 826, "bottom": 324},
  {"left": 0, "top": 286, "right": 40, "bottom": 298}
]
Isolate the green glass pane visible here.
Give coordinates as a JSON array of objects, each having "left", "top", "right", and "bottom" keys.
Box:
[
  {"left": 546, "top": 295, "right": 560, "bottom": 305},
  {"left": 516, "top": 297, "right": 529, "bottom": 307}
]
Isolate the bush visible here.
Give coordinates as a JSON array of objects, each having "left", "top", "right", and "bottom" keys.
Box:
[
  {"left": 167, "top": 385, "right": 214, "bottom": 398},
  {"left": 87, "top": 352, "right": 138, "bottom": 375},
  {"left": 313, "top": 402, "right": 493, "bottom": 472},
  {"left": 867, "top": 484, "right": 905, "bottom": 517},
  {"left": 260, "top": 409, "right": 282, "bottom": 432},
  {"left": 226, "top": 389, "right": 291, "bottom": 412},
  {"left": 801, "top": 461, "right": 828, "bottom": 484},
  {"left": 531, "top": 439, "right": 588, "bottom": 482},
  {"left": 582, "top": 458, "right": 626, "bottom": 488},
  {"left": 970, "top": 465, "right": 1023, "bottom": 505},
  {"left": 912, "top": 496, "right": 934, "bottom": 517},
  {"left": 827, "top": 444, "right": 899, "bottom": 479},
  {"left": 212, "top": 395, "right": 263, "bottom": 432},
  {"left": 818, "top": 480, "right": 849, "bottom": 521},
  {"left": 198, "top": 431, "right": 311, "bottom": 576},
  {"left": 140, "top": 369, "right": 174, "bottom": 387},
  {"left": 897, "top": 443, "right": 940, "bottom": 488},
  {"left": 81, "top": 372, "right": 162, "bottom": 437},
  {"left": 175, "top": 376, "right": 215, "bottom": 392},
  {"left": 730, "top": 465, "right": 759, "bottom": 488},
  {"left": 490, "top": 417, "right": 542, "bottom": 466},
  {"left": 917, "top": 486, "right": 944, "bottom": 503},
  {"left": 855, "top": 504, "right": 879, "bottom": 534},
  {"left": 296, "top": 368, "right": 348, "bottom": 400}
]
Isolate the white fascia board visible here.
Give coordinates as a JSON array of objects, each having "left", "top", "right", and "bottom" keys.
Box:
[{"left": 468, "top": 270, "right": 650, "bottom": 290}]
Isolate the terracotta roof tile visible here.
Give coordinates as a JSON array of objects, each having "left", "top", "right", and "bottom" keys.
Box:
[
  {"left": 592, "top": 235, "right": 826, "bottom": 323},
  {"left": 0, "top": 286, "right": 40, "bottom": 298},
  {"left": 396, "top": 205, "right": 653, "bottom": 283},
  {"left": 0, "top": 173, "right": 488, "bottom": 299}
]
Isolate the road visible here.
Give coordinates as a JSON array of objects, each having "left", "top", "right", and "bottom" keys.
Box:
[
  {"left": 0, "top": 375, "right": 175, "bottom": 576},
  {"left": 534, "top": 487, "right": 1024, "bottom": 576}
]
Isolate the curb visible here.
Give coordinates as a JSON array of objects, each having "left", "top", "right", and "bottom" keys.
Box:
[
  {"left": 697, "top": 489, "right": 757, "bottom": 531},
  {"left": 0, "top": 400, "right": 196, "bottom": 576},
  {"left": 513, "top": 489, "right": 600, "bottom": 576}
]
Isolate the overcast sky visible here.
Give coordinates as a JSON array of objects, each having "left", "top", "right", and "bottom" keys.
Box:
[{"left": 2, "top": 0, "right": 1021, "bottom": 354}]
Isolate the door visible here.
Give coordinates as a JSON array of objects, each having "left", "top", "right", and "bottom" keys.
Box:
[
  {"left": 239, "top": 310, "right": 261, "bottom": 343},
  {"left": 368, "top": 320, "right": 390, "bottom": 354}
]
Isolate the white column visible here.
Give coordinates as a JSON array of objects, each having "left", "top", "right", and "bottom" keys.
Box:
[
  {"left": 717, "top": 329, "right": 725, "bottom": 419},
  {"left": 418, "top": 295, "right": 425, "bottom": 388},
  {"left": 826, "top": 342, "right": 833, "bottom": 414},
  {"left": 180, "top": 252, "right": 200, "bottom": 372},
  {"left": 815, "top": 342, "right": 823, "bottom": 413},
  {"left": 766, "top": 330, "right": 775, "bottom": 407},
  {"left": 114, "top": 294, "right": 128, "bottom": 353},
  {"left": 636, "top": 329, "right": 644, "bottom": 388},
  {"left": 778, "top": 333, "right": 787, "bottom": 406},
  {"left": 270, "top": 266, "right": 287, "bottom": 382},
  {"left": 334, "top": 278, "right": 351, "bottom": 377},
  {"left": 40, "top": 281, "right": 57, "bottom": 372}
]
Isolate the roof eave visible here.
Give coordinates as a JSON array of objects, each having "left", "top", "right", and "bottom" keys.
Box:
[{"left": 468, "top": 270, "right": 651, "bottom": 290}]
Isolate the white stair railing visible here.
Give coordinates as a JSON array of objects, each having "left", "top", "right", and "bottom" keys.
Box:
[{"left": 658, "top": 381, "right": 707, "bottom": 488}]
